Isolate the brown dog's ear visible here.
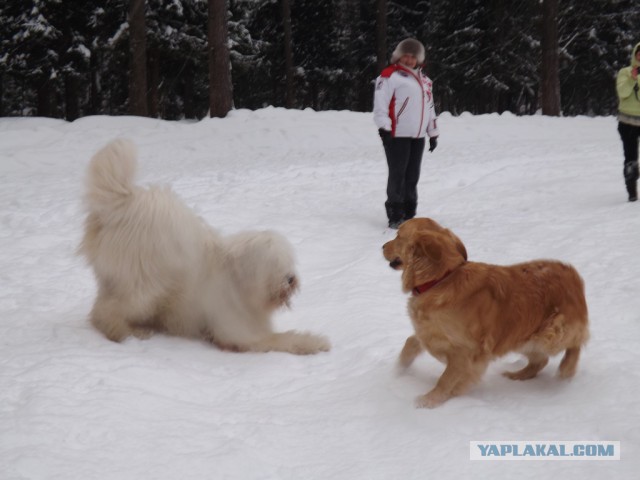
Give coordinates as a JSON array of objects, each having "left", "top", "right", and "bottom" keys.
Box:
[
  {"left": 401, "top": 230, "right": 467, "bottom": 292},
  {"left": 401, "top": 232, "right": 442, "bottom": 292},
  {"left": 452, "top": 234, "right": 468, "bottom": 261},
  {"left": 413, "top": 234, "right": 443, "bottom": 263}
]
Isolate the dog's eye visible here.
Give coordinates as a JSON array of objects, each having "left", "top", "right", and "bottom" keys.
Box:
[{"left": 287, "top": 275, "right": 296, "bottom": 285}]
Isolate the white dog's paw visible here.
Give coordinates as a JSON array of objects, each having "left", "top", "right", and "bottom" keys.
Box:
[
  {"left": 247, "top": 331, "right": 330, "bottom": 355},
  {"left": 131, "top": 327, "right": 155, "bottom": 340},
  {"left": 289, "top": 331, "right": 331, "bottom": 355}
]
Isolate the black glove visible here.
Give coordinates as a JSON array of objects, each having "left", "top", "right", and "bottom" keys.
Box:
[
  {"left": 429, "top": 136, "right": 438, "bottom": 152},
  {"left": 378, "top": 128, "right": 391, "bottom": 144}
]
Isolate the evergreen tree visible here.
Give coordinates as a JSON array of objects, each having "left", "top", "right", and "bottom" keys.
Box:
[
  {"left": 129, "top": 0, "right": 149, "bottom": 116},
  {"left": 91, "top": 0, "right": 129, "bottom": 115},
  {"left": 292, "top": 0, "right": 342, "bottom": 109},
  {"left": 351, "top": 1, "right": 384, "bottom": 110},
  {"left": 1, "top": 0, "right": 64, "bottom": 116},
  {"left": 427, "top": 0, "right": 538, "bottom": 114},
  {"left": 147, "top": 0, "right": 209, "bottom": 119},
  {"left": 558, "top": 0, "right": 640, "bottom": 115},
  {"left": 541, "top": 0, "right": 560, "bottom": 116},
  {"left": 1, "top": 0, "right": 639, "bottom": 117},
  {"left": 230, "top": 0, "right": 284, "bottom": 109}
]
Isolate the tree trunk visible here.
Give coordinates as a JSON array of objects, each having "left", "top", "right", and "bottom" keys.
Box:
[
  {"left": 128, "top": 0, "right": 148, "bottom": 116},
  {"left": 0, "top": 73, "right": 4, "bottom": 117},
  {"left": 375, "top": 0, "right": 387, "bottom": 73},
  {"left": 64, "top": 75, "right": 79, "bottom": 121},
  {"left": 208, "top": 0, "right": 233, "bottom": 118},
  {"left": 281, "top": 0, "right": 294, "bottom": 108},
  {"left": 37, "top": 79, "right": 52, "bottom": 117},
  {"left": 89, "top": 50, "right": 100, "bottom": 115},
  {"left": 184, "top": 66, "right": 196, "bottom": 119},
  {"left": 147, "top": 45, "right": 159, "bottom": 118},
  {"left": 540, "top": 0, "right": 560, "bottom": 116}
]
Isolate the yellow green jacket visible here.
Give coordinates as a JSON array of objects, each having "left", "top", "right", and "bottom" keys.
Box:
[{"left": 617, "top": 42, "right": 640, "bottom": 117}]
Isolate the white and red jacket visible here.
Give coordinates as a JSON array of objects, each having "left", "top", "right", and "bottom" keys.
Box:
[{"left": 373, "top": 64, "right": 439, "bottom": 139}]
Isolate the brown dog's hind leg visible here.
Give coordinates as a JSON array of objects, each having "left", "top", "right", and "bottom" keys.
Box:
[
  {"left": 397, "top": 335, "right": 423, "bottom": 371},
  {"left": 557, "top": 347, "right": 581, "bottom": 378},
  {"left": 503, "top": 352, "right": 549, "bottom": 381}
]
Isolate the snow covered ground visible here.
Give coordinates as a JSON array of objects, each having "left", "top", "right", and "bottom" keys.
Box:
[{"left": 1, "top": 108, "right": 638, "bottom": 479}]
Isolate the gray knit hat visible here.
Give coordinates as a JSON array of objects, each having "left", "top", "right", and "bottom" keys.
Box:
[{"left": 390, "top": 38, "right": 426, "bottom": 65}]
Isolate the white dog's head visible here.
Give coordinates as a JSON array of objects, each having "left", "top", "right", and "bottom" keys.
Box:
[{"left": 225, "top": 231, "right": 299, "bottom": 313}]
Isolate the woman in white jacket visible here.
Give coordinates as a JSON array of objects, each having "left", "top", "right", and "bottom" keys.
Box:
[{"left": 373, "top": 38, "right": 439, "bottom": 228}]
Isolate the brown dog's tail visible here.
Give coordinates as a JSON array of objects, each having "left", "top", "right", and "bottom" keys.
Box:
[{"left": 84, "top": 139, "right": 138, "bottom": 217}]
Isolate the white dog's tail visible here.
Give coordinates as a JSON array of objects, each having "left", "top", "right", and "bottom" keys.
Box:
[{"left": 85, "top": 139, "right": 138, "bottom": 215}]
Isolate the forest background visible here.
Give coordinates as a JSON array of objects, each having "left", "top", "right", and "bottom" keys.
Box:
[{"left": 1, "top": 0, "right": 639, "bottom": 120}]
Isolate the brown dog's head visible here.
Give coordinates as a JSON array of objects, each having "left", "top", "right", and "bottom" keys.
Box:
[{"left": 383, "top": 218, "right": 467, "bottom": 293}]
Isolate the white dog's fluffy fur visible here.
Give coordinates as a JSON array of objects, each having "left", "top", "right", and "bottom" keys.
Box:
[{"left": 79, "top": 139, "right": 330, "bottom": 355}]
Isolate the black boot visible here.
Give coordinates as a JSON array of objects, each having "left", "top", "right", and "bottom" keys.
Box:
[
  {"left": 627, "top": 181, "right": 638, "bottom": 202},
  {"left": 385, "top": 202, "right": 404, "bottom": 228},
  {"left": 403, "top": 201, "right": 417, "bottom": 221},
  {"left": 624, "top": 161, "right": 638, "bottom": 202}
]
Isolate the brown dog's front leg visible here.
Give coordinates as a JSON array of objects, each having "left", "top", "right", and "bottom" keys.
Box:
[
  {"left": 397, "top": 335, "right": 423, "bottom": 371},
  {"left": 415, "top": 355, "right": 488, "bottom": 408}
]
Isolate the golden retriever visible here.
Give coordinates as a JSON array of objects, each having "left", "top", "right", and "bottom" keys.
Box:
[
  {"left": 79, "top": 139, "right": 330, "bottom": 355},
  {"left": 383, "top": 218, "right": 589, "bottom": 408}
]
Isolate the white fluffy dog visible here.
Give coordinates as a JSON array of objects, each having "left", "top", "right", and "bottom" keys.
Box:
[{"left": 79, "top": 139, "right": 330, "bottom": 355}]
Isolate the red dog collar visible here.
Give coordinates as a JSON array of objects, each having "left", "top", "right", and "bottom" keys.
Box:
[{"left": 412, "top": 271, "right": 451, "bottom": 296}]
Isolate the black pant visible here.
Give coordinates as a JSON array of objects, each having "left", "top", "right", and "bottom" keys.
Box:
[
  {"left": 382, "top": 136, "right": 425, "bottom": 223},
  {"left": 618, "top": 122, "right": 640, "bottom": 195}
]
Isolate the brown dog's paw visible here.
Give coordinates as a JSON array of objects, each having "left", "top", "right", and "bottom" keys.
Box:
[
  {"left": 503, "top": 355, "right": 549, "bottom": 380},
  {"left": 395, "top": 362, "right": 410, "bottom": 376},
  {"left": 414, "top": 390, "right": 449, "bottom": 409},
  {"left": 503, "top": 370, "right": 537, "bottom": 381}
]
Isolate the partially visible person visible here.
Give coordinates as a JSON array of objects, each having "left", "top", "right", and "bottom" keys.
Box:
[
  {"left": 616, "top": 41, "right": 640, "bottom": 202},
  {"left": 374, "top": 38, "right": 439, "bottom": 228}
]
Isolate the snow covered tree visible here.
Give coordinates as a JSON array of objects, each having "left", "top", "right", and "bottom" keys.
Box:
[
  {"left": 0, "top": 0, "right": 99, "bottom": 118},
  {"left": 147, "top": 0, "right": 209, "bottom": 119},
  {"left": 1, "top": 0, "right": 63, "bottom": 116},
  {"left": 291, "top": 0, "right": 337, "bottom": 109},
  {"left": 375, "top": 0, "right": 388, "bottom": 73},
  {"left": 281, "top": 0, "right": 294, "bottom": 108},
  {"left": 128, "top": 0, "right": 149, "bottom": 116},
  {"left": 541, "top": 0, "right": 560, "bottom": 116},
  {"left": 0, "top": 0, "right": 639, "bottom": 117},
  {"left": 558, "top": 0, "right": 640, "bottom": 115},
  {"left": 427, "top": 0, "right": 538, "bottom": 114},
  {"left": 92, "top": 0, "right": 129, "bottom": 115},
  {"left": 229, "top": 0, "right": 287, "bottom": 109}
]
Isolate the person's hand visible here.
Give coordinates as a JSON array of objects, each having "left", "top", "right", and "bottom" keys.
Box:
[
  {"left": 429, "top": 136, "right": 438, "bottom": 152},
  {"left": 632, "top": 66, "right": 639, "bottom": 80},
  {"left": 378, "top": 128, "right": 391, "bottom": 144}
]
